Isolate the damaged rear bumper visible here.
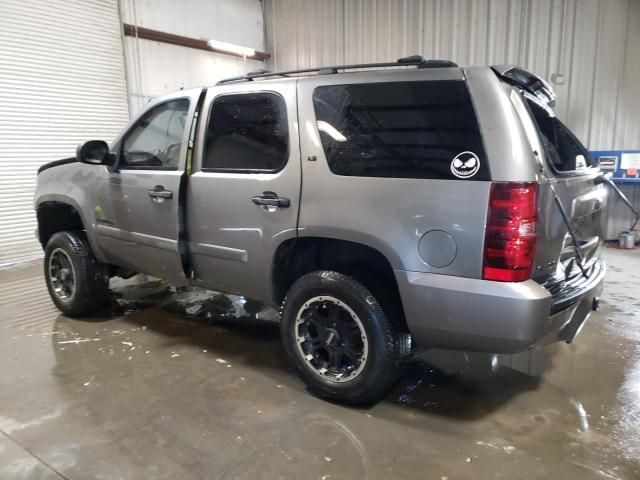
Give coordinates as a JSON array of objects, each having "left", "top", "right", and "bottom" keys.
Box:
[
  {"left": 537, "top": 259, "right": 606, "bottom": 345},
  {"left": 395, "top": 259, "right": 606, "bottom": 354}
]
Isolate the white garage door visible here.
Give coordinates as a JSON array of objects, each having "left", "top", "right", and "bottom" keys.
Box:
[{"left": 0, "top": 0, "right": 129, "bottom": 266}]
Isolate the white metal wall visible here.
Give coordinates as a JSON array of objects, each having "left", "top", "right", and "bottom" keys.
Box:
[
  {"left": 265, "top": 0, "right": 640, "bottom": 150},
  {"left": 121, "top": 0, "right": 266, "bottom": 114},
  {"left": 0, "top": 0, "right": 130, "bottom": 266}
]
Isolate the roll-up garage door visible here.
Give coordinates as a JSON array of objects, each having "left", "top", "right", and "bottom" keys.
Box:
[{"left": 0, "top": 0, "right": 129, "bottom": 265}]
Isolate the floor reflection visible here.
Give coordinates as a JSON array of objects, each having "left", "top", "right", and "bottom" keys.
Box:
[
  {"left": 3, "top": 251, "right": 640, "bottom": 479},
  {"left": 66, "top": 273, "right": 555, "bottom": 423}
]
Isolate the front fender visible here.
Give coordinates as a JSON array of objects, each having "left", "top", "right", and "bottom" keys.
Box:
[{"left": 35, "top": 163, "right": 109, "bottom": 262}]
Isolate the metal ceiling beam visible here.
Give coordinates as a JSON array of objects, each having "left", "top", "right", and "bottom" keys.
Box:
[{"left": 122, "top": 23, "right": 270, "bottom": 61}]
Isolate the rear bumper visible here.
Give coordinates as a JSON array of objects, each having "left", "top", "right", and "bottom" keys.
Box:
[{"left": 395, "top": 260, "right": 606, "bottom": 354}]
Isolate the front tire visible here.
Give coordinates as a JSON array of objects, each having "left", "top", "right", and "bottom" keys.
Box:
[
  {"left": 44, "top": 231, "right": 110, "bottom": 316},
  {"left": 280, "top": 271, "right": 401, "bottom": 405}
]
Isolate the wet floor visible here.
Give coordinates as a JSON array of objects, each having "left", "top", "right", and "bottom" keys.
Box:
[{"left": 0, "top": 248, "right": 639, "bottom": 479}]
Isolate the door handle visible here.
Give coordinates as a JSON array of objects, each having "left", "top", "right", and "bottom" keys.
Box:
[
  {"left": 251, "top": 191, "right": 290, "bottom": 208},
  {"left": 148, "top": 185, "right": 173, "bottom": 200}
]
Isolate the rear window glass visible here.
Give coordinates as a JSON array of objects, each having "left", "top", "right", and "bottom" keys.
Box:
[
  {"left": 203, "top": 92, "right": 289, "bottom": 172},
  {"left": 526, "top": 99, "right": 596, "bottom": 172},
  {"left": 312, "top": 80, "right": 489, "bottom": 180}
]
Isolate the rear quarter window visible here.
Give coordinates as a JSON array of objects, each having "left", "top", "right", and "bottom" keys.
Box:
[{"left": 312, "top": 80, "right": 489, "bottom": 180}]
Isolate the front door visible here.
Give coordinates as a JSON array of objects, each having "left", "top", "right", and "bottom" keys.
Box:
[
  {"left": 94, "top": 90, "right": 202, "bottom": 283},
  {"left": 186, "top": 82, "right": 300, "bottom": 303}
]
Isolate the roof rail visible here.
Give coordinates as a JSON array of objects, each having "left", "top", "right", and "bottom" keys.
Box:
[{"left": 216, "top": 56, "right": 458, "bottom": 85}]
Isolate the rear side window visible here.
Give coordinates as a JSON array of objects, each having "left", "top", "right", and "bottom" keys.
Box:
[
  {"left": 526, "top": 99, "right": 595, "bottom": 172},
  {"left": 312, "top": 80, "right": 489, "bottom": 180},
  {"left": 203, "top": 92, "right": 289, "bottom": 172}
]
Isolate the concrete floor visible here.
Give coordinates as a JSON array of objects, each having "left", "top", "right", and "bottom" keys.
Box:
[{"left": 0, "top": 249, "right": 638, "bottom": 479}]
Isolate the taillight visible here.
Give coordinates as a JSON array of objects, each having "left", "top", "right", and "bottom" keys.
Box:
[{"left": 483, "top": 182, "right": 538, "bottom": 282}]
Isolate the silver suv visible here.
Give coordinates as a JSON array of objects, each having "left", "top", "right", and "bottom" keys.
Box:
[{"left": 35, "top": 57, "right": 607, "bottom": 404}]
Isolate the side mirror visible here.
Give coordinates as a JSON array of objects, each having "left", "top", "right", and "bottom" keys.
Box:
[{"left": 76, "top": 140, "right": 114, "bottom": 166}]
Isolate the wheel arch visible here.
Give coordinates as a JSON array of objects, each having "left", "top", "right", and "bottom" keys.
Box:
[
  {"left": 35, "top": 195, "right": 105, "bottom": 261},
  {"left": 271, "top": 236, "right": 408, "bottom": 332}
]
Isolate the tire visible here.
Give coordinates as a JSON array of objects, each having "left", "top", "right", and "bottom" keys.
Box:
[
  {"left": 44, "top": 231, "right": 110, "bottom": 316},
  {"left": 280, "top": 271, "right": 401, "bottom": 405}
]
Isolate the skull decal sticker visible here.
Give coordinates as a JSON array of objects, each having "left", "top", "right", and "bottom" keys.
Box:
[{"left": 450, "top": 151, "right": 480, "bottom": 179}]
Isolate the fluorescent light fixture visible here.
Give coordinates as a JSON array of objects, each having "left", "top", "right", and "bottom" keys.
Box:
[
  {"left": 207, "top": 39, "right": 255, "bottom": 57},
  {"left": 317, "top": 121, "right": 347, "bottom": 142}
]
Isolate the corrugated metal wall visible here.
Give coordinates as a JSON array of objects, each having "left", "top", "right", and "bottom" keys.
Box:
[
  {"left": 0, "top": 0, "right": 130, "bottom": 266},
  {"left": 265, "top": 0, "right": 640, "bottom": 151}
]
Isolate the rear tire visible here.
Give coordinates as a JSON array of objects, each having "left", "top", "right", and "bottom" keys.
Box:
[
  {"left": 44, "top": 231, "right": 110, "bottom": 316},
  {"left": 280, "top": 271, "right": 401, "bottom": 405}
]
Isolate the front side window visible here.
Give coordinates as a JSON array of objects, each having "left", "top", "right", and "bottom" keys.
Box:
[
  {"left": 203, "top": 92, "right": 289, "bottom": 172},
  {"left": 526, "top": 99, "right": 596, "bottom": 172},
  {"left": 312, "top": 80, "right": 489, "bottom": 180},
  {"left": 121, "top": 99, "right": 190, "bottom": 170}
]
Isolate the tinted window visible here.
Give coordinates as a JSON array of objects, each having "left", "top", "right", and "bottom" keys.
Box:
[
  {"left": 526, "top": 99, "right": 595, "bottom": 172},
  {"left": 312, "top": 81, "right": 488, "bottom": 180},
  {"left": 121, "top": 99, "right": 190, "bottom": 170},
  {"left": 203, "top": 93, "right": 288, "bottom": 172}
]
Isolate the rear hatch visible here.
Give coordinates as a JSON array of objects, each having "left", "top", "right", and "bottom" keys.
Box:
[{"left": 493, "top": 66, "right": 607, "bottom": 300}]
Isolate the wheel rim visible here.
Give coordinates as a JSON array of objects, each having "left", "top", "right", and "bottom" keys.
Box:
[
  {"left": 294, "top": 296, "right": 369, "bottom": 383},
  {"left": 48, "top": 248, "right": 76, "bottom": 302}
]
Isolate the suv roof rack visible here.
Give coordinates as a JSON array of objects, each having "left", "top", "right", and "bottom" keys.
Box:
[{"left": 216, "top": 55, "right": 458, "bottom": 85}]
